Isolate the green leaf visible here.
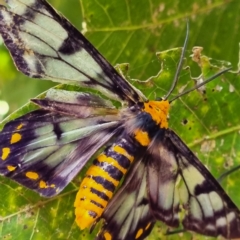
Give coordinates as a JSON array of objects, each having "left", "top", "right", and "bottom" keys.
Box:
[{"left": 0, "top": 0, "right": 240, "bottom": 239}]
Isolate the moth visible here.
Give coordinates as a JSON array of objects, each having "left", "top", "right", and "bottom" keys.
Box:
[{"left": 0, "top": 0, "right": 240, "bottom": 239}]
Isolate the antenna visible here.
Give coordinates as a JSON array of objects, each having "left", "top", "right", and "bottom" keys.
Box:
[
  {"left": 217, "top": 165, "right": 240, "bottom": 183},
  {"left": 163, "top": 20, "right": 189, "bottom": 100},
  {"left": 169, "top": 67, "right": 231, "bottom": 103}
]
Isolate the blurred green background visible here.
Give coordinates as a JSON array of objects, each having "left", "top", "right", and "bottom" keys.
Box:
[{"left": 0, "top": 0, "right": 240, "bottom": 239}]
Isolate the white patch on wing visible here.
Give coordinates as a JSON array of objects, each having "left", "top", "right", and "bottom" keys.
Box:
[
  {"left": 34, "top": 124, "right": 54, "bottom": 135},
  {"left": 136, "top": 172, "right": 147, "bottom": 203},
  {"left": 209, "top": 191, "right": 224, "bottom": 212},
  {"left": 59, "top": 49, "right": 111, "bottom": 84},
  {"left": 197, "top": 193, "right": 214, "bottom": 218},
  {"left": 18, "top": 13, "right": 68, "bottom": 53},
  {"left": 173, "top": 213, "right": 178, "bottom": 222},
  {"left": 44, "top": 58, "right": 88, "bottom": 81},
  {"left": 117, "top": 192, "right": 135, "bottom": 223},
  {"left": 216, "top": 216, "right": 227, "bottom": 227},
  {"left": 158, "top": 180, "right": 175, "bottom": 210},
  {"left": 173, "top": 181, "right": 180, "bottom": 208},
  {"left": 181, "top": 165, "right": 205, "bottom": 194},
  {"left": 129, "top": 205, "right": 150, "bottom": 236},
  {"left": 44, "top": 144, "right": 76, "bottom": 167},
  {"left": 1, "top": 9, "right": 14, "bottom": 25},
  {"left": 59, "top": 121, "right": 118, "bottom": 144},
  {"left": 19, "top": 31, "right": 58, "bottom": 57},
  {"left": 227, "top": 212, "right": 236, "bottom": 223},
  {"left": 8, "top": 0, "right": 52, "bottom": 17},
  {"left": 119, "top": 208, "right": 133, "bottom": 239},
  {"left": 190, "top": 197, "right": 203, "bottom": 220},
  {"left": 163, "top": 148, "right": 178, "bottom": 171},
  {"left": 27, "top": 131, "right": 58, "bottom": 148},
  {"left": 206, "top": 224, "right": 215, "bottom": 231},
  {"left": 178, "top": 179, "right": 189, "bottom": 205},
  {"left": 131, "top": 207, "right": 142, "bottom": 233},
  {"left": 6, "top": 0, "right": 32, "bottom": 15},
  {"left": 33, "top": 13, "right": 68, "bottom": 41},
  {"left": 24, "top": 145, "right": 59, "bottom": 164},
  {"left": 14, "top": 0, "right": 36, "bottom": 6}
]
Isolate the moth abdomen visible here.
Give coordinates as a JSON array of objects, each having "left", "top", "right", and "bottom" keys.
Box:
[{"left": 74, "top": 134, "right": 139, "bottom": 229}]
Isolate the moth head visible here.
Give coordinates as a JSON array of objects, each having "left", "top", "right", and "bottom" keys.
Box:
[{"left": 143, "top": 100, "right": 170, "bottom": 129}]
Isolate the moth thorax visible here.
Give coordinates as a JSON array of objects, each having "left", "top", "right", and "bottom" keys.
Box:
[{"left": 143, "top": 100, "right": 169, "bottom": 128}]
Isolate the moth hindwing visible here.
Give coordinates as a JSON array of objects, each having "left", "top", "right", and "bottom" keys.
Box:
[{"left": 0, "top": 0, "right": 239, "bottom": 240}]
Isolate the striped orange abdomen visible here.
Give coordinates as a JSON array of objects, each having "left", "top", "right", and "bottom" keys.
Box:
[{"left": 74, "top": 135, "right": 139, "bottom": 229}]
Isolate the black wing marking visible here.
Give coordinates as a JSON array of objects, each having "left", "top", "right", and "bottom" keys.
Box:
[
  {"left": 0, "top": 106, "right": 122, "bottom": 197},
  {"left": 147, "top": 129, "right": 240, "bottom": 239},
  {"left": 0, "top": 0, "right": 146, "bottom": 103}
]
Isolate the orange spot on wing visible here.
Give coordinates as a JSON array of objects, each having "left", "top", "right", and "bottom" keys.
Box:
[
  {"left": 104, "top": 232, "right": 112, "bottom": 240},
  {"left": 10, "top": 133, "right": 22, "bottom": 144},
  {"left": 145, "top": 222, "right": 152, "bottom": 230},
  {"left": 1, "top": 148, "right": 10, "bottom": 160},
  {"left": 7, "top": 165, "right": 16, "bottom": 171},
  {"left": 26, "top": 171, "right": 39, "bottom": 180},
  {"left": 16, "top": 123, "right": 24, "bottom": 130},
  {"left": 136, "top": 228, "right": 143, "bottom": 239},
  {"left": 39, "top": 180, "right": 47, "bottom": 188}
]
